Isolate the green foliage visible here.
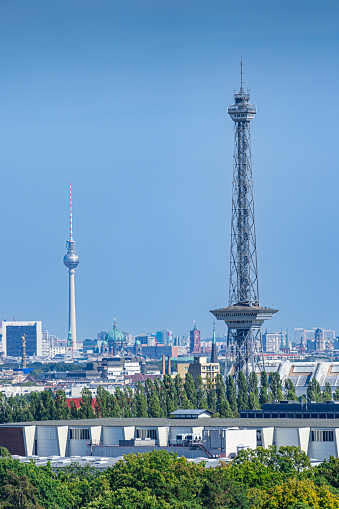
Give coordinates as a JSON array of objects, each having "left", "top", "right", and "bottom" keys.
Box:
[
  {"left": 269, "top": 372, "right": 283, "bottom": 402},
  {"left": 307, "top": 379, "right": 322, "bottom": 402},
  {"left": 0, "top": 447, "right": 338, "bottom": 508},
  {"left": 323, "top": 382, "right": 333, "bottom": 402},
  {"left": 259, "top": 371, "right": 269, "bottom": 406},
  {"left": 237, "top": 371, "right": 248, "bottom": 411},
  {"left": 285, "top": 379, "right": 298, "bottom": 401}
]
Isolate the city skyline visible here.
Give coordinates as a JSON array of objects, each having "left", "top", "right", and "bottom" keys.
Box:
[{"left": 1, "top": 1, "right": 339, "bottom": 340}]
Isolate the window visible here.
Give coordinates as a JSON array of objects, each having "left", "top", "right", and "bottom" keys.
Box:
[
  {"left": 311, "top": 430, "right": 334, "bottom": 442},
  {"left": 69, "top": 428, "right": 90, "bottom": 440},
  {"left": 136, "top": 428, "right": 157, "bottom": 440}
]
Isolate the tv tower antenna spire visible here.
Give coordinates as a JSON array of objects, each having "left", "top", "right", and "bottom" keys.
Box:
[
  {"left": 63, "top": 183, "right": 79, "bottom": 351},
  {"left": 211, "top": 61, "right": 278, "bottom": 381},
  {"left": 69, "top": 182, "right": 73, "bottom": 241}
]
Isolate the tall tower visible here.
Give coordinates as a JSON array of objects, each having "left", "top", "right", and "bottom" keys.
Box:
[
  {"left": 211, "top": 61, "right": 278, "bottom": 380},
  {"left": 190, "top": 321, "right": 201, "bottom": 354},
  {"left": 63, "top": 183, "right": 79, "bottom": 349}
]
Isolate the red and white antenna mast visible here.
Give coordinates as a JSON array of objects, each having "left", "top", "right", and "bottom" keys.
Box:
[{"left": 69, "top": 182, "right": 73, "bottom": 241}]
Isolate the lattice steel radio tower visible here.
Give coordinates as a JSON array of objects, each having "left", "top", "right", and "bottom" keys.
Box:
[{"left": 211, "top": 61, "right": 278, "bottom": 380}]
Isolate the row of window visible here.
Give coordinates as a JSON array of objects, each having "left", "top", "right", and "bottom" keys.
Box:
[
  {"left": 242, "top": 413, "right": 339, "bottom": 419},
  {"left": 136, "top": 428, "right": 157, "bottom": 440},
  {"left": 311, "top": 430, "right": 334, "bottom": 442},
  {"left": 69, "top": 428, "right": 90, "bottom": 440}
]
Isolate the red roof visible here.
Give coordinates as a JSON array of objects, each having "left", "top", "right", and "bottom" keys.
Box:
[{"left": 66, "top": 398, "right": 97, "bottom": 409}]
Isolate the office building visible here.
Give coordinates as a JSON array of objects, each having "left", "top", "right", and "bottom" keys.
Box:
[{"left": 2, "top": 321, "right": 42, "bottom": 357}]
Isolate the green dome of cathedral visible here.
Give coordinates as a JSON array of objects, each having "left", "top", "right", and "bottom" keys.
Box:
[
  {"left": 135, "top": 339, "right": 141, "bottom": 345},
  {"left": 105, "top": 319, "right": 125, "bottom": 344}
]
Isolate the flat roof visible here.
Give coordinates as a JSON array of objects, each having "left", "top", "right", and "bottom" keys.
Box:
[{"left": 1, "top": 417, "right": 339, "bottom": 428}]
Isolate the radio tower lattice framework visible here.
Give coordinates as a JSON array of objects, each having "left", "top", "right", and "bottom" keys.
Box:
[{"left": 211, "top": 61, "right": 278, "bottom": 380}]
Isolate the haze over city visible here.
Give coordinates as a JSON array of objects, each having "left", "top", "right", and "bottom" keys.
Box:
[{"left": 1, "top": 0, "right": 339, "bottom": 340}]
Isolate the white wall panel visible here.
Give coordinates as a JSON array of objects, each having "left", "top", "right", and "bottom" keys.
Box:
[
  {"left": 102, "top": 427, "right": 124, "bottom": 445},
  {"left": 309, "top": 441, "right": 336, "bottom": 461},
  {"left": 69, "top": 440, "right": 88, "bottom": 456},
  {"left": 23, "top": 426, "right": 36, "bottom": 456},
  {"left": 36, "top": 427, "right": 59, "bottom": 456}
]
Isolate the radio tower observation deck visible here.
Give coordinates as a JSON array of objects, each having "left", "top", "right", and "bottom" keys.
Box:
[
  {"left": 63, "top": 183, "right": 79, "bottom": 350},
  {"left": 210, "top": 61, "right": 278, "bottom": 380}
]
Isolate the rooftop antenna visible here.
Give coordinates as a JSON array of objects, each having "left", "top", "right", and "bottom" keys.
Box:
[
  {"left": 240, "top": 57, "right": 244, "bottom": 93},
  {"left": 69, "top": 182, "right": 73, "bottom": 241}
]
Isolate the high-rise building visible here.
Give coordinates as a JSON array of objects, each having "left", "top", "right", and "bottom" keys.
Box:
[
  {"left": 211, "top": 62, "right": 277, "bottom": 379},
  {"left": 190, "top": 322, "right": 201, "bottom": 354},
  {"left": 2, "top": 321, "right": 42, "bottom": 357},
  {"left": 63, "top": 183, "right": 79, "bottom": 349}
]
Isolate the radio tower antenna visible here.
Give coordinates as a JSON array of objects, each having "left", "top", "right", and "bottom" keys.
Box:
[{"left": 211, "top": 61, "right": 278, "bottom": 381}]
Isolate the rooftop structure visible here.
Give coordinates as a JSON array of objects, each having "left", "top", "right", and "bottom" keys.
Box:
[{"left": 211, "top": 61, "right": 277, "bottom": 379}]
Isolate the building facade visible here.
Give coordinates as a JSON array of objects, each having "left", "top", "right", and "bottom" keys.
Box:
[{"left": 2, "top": 321, "right": 42, "bottom": 357}]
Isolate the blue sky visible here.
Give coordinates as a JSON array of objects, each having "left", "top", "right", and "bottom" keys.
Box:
[{"left": 0, "top": 0, "right": 339, "bottom": 340}]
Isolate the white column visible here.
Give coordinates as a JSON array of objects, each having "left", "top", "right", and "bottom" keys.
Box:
[{"left": 69, "top": 268, "right": 77, "bottom": 347}]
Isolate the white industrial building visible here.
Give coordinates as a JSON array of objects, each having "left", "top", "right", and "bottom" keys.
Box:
[{"left": 1, "top": 417, "right": 339, "bottom": 463}]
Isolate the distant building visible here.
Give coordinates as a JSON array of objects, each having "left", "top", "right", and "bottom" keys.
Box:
[
  {"left": 136, "top": 334, "right": 155, "bottom": 347},
  {"left": 190, "top": 322, "right": 201, "bottom": 354},
  {"left": 2, "top": 321, "right": 42, "bottom": 357},
  {"left": 262, "top": 331, "right": 288, "bottom": 352},
  {"left": 156, "top": 330, "right": 173, "bottom": 346},
  {"left": 188, "top": 356, "right": 220, "bottom": 384},
  {"left": 315, "top": 328, "right": 324, "bottom": 352}
]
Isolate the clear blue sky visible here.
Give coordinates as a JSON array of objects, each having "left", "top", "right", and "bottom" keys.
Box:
[{"left": 0, "top": 0, "right": 338, "bottom": 340}]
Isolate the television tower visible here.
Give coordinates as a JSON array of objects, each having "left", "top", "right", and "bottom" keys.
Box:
[
  {"left": 63, "top": 183, "right": 79, "bottom": 349},
  {"left": 210, "top": 61, "right": 278, "bottom": 380}
]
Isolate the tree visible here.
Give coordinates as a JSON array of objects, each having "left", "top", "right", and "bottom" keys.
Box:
[
  {"left": 148, "top": 387, "right": 163, "bottom": 418},
  {"left": 69, "top": 400, "right": 79, "bottom": 419},
  {"left": 132, "top": 382, "right": 148, "bottom": 418},
  {"left": 0, "top": 447, "right": 10, "bottom": 457},
  {"left": 259, "top": 371, "right": 269, "bottom": 407},
  {"left": 285, "top": 379, "right": 298, "bottom": 401},
  {"left": 269, "top": 372, "right": 283, "bottom": 402},
  {"left": 163, "top": 375, "right": 178, "bottom": 416},
  {"left": 0, "top": 471, "right": 43, "bottom": 509},
  {"left": 54, "top": 390, "right": 69, "bottom": 420},
  {"left": 195, "top": 375, "right": 208, "bottom": 409},
  {"left": 248, "top": 372, "right": 259, "bottom": 410},
  {"left": 237, "top": 372, "right": 248, "bottom": 411},
  {"left": 323, "top": 382, "right": 333, "bottom": 402},
  {"left": 40, "top": 390, "right": 55, "bottom": 421},
  {"left": 202, "top": 466, "right": 251, "bottom": 509},
  {"left": 306, "top": 379, "right": 322, "bottom": 402},
  {"left": 79, "top": 388, "right": 95, "bottom": 419},
  {"left": 206, "top": 377, "right": 217, "bottom": 413},
  {"left": 184, "top": 374, "right": 197, "bottom": 408},
  {"left": 174, "top": 375, "right": 190, "bottom": 409},
  {"left": 261, "top": 478, "right": 339, "bottom": 509},
  {"left": 226, "top": 375, "right": 238, "bottom": 416},
  {"left": 215, "top": 375, "right": 233, "bottom": 417}
]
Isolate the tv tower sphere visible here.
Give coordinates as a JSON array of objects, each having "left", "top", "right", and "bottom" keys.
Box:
[{"left": 63, "top": 183, "right": 79, "bottom": 349}]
